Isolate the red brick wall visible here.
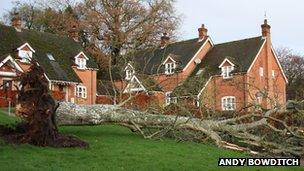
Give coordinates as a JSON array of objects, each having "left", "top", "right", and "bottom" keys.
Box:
[
  {"left": 247, "top": 39, "right": 286, "bottom": 109},
  {"left": 200, "top": 74, "right": 246, "bottom": 111},
  {"left": 96, "top": 95, "right": 114, "bottom": 105},
  {"left": 0, "top": 90, "right": 17, "bottom": 107},
  {"left": 51, "top": 91, "right": 66, "bottom": 101},
  {"left": 73, "top": 68, "right": 97, "bottom": 105}
]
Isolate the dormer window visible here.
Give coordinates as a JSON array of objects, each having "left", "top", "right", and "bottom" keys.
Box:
[
  {"left": 17, "top": 43, "right": 35, "bottom": 63},
  {"left": 76, "top": 58, "right": 86, "bottom": 69},
  {"left": 165, "top": 62, "right": 176, "bottom": 75},
  {"left": 74, "top": 52, "right": 89, "bottom": 69},
  {"left": 124, "top": 63, "right": 135, "bottom": 80},
  {"left": 222, "top": 66, "right": 234, "bottom": 79},
  {"left": 219, "top": 58, "right": 235, "bottom": 79},
  {"left": 162, "top": 55, "right": 177, "bottom": 75}
]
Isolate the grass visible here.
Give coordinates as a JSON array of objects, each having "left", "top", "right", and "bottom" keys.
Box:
[{"left": 0, "top": 111, "right": 302, "bottom": 171}]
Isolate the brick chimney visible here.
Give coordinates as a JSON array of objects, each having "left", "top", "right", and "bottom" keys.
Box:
[
  {"left": 198, "top": 24, "right": 208, "bottom": 40},
  {"left": 261, "top": 19, "right": 271, "bottom": 38},
  {"left": 11, "top": 12, "right": 22, "bottom": 32},
  {"left": 160, "top": 33, "right": 170, "bottom": 48},
  {"left": 69, "top": 24, "right": 80, "bottom": 42},
  {"left": 261, "top": 19, "right": 273, "bottom": 109}
]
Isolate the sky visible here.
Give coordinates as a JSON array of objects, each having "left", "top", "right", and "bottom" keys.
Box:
[{"left": 1, "top": 0, "right": 303, "bottom": 54}]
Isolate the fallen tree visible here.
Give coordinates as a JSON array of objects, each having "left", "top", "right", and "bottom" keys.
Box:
[
  {"left": 57, "top": 102, "right": 304, "bottom": 157},
  {"left": 0, "top": 63, "right": 302, "bottom": 157}
]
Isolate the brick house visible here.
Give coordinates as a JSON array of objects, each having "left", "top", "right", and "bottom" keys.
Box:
[
  {"left": 100, "top": 19, "right": 287, "bottom": 111},
  {"left": 0, "top": 14, "right": 98, "bottom": 106}
]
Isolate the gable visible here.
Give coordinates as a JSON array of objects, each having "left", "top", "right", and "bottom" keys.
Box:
[
  {"left": 246, "top": 43, "right": 288, "bottom": 83},
  {"left": 0, "top": 55, "right": 23, "bottom": 73},
  {"left": 124, "top": 63, "right": 134, "bottom": 71},
  {"left": 270, "top": 47, "right": 288, "bottom": 83},
  {"left": 162, "top": 56, "right": 176, "bottom": 65},
  {"left": 219, "top": 58, "right": 235, "bottom": 68},
  {"left": 17, "top": 42, "right": 35, "bottom": 53},
  {"left": 74, "top": 51, "right": 89, "bottom": 60},
  {"left": 123, "top": 75, "right": 146, "bottom": 93}
]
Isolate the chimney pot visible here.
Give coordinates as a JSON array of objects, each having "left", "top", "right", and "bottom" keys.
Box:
[
  {"left": 261, "top": 19, "right": 271, "bottom": 37},
  {"left": 160, "top": 33, "right": 170, "bottom": 48},
  {"left": 11, "top": 12, "right": 22, "bottom": 32},
  {"left": 69, "top": 24, "right": 80, "bottom": 42},
  {"left": 198, "top": 24, "right": 208, "bottom": 40}
]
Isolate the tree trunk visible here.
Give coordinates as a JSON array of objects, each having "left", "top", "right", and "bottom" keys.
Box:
[{"left": 57, "top": 102, "right": 304, "bottom": 157}]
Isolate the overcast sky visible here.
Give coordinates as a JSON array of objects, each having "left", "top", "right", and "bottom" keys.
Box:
[{"left": 1, "top": 0, "right": 303, "bottom": 54}]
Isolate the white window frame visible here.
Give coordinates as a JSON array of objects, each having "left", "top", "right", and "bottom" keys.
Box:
[
  {"left": 18, "top": 50, "right": 32, "bottom": 63},
  {"left": 259, "top": 67, "right": 264, "bottom": 77},
  {"left": 2, "top": 78, "right": 13, "bottom": 90},
  {"left": 125, "top": 69, "right": 134, "bottom": 80},
  {"left": 165, "top": 92, "right": 177, "bottom": 106},
  {"left": 124, "top": 63, "right": 135, "bottom": 80},
  {"left": 76, "top": 85, "right": 87, "bottom": 99},
  {"left": 165, "top": 62, "right": 176, "bottom": 75},
  {"left": 221, "top": 66, "right": 234, "bottom": 79},
  {"left": 76, "top": 57, "right": 87, "bottom": 69},
  {"left": 257, "top": 96, "right": 263, "bottom": 105},
  {"left": 271, "top": 70, "right": 275, "bottom": 78},
  {"left": 221, "top": 96, "right": 236, "bottom": 111}
]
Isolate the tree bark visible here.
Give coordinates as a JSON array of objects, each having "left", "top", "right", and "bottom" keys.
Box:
[{"left": 57, "top": 102, "right": 304, "bottom": 157}]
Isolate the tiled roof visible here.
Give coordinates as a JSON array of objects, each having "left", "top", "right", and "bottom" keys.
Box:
[
  {"left": 0, "top": 24, "right": 98, "bottom": 83},
  {"left": 133, "top": 37, "right": 209, "bottom": 75}
]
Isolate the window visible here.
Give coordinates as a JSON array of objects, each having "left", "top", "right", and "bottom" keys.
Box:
[
  {"left": 196, "top": 69, "right": 204, "bottom": 76},
  {"left": 255, "top": 91, "right": 264, "bottom": 105},
  {"left": 257, "top": 96, "right": 263, "bottom": 105},
  {"left": 125, "top": 69, "right": 135, "bottom": 80},
  {"left": 76, "top": 85, "right": 87, "bottom": 98},
  {"left": 125, "top": 63, "right": 135, "bottom": 80},
  {"left": 18, "top": 50, "right": 32, "bottom": 63},
  {"left": 47, "top": 53, "right": 55, "bottom": 61},
  {"left": 165, "top": 62, "right": 176, "bottom": 75},
  {"left": 125, "top": 70, "right": 133, "bottom": 80},
  {"left": 221, "top": 66, "right": 234, "bottom": 79},
  {"left": 259, "top": 67, "right": 264, "bottom": 77},
  {"left": 2, "top": 80, "right": 12, "bottom": 90},
  {"left": 165, "top": 92, "right": 177, "bottom": 106},
  {"left": 75, "top": 57, "right": 87, "bottom": 69},
  {"left": 272, "top": 70, "right": 275, "bottom": 78},
  {"left": 222, "top": 96, "right": 236, "bottom": 111}
]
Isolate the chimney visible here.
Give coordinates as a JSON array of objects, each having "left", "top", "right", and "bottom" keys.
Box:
[
  {"left": 160, "top": 33, "right": 170, "bottom": 48},
  {"left": 198, "top": 24, "right": 208, "bottom": 40},
  {"left": 261, "top": 19, "right": 271, "bottom": 38},
  {"left": 11, "top": 12, "right": 22, "bottom": 32},
  {"left": 69, "top": 24, "right": 80, "bottom": 42}
]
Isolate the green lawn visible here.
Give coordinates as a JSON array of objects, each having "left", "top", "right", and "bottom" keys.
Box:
[{"left": 0, "top": 112, "right": 302, "bottom": 171}]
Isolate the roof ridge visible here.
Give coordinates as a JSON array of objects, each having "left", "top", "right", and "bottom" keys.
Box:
[
  {"left": 170, "top": 37, "right": 199, "bottom": 44},
  {"left": 215, "top": 36, "right": 263, "bottom": 46},
  {"left": 0, "top": 24, "right": 69, "bottom": 40},
  {"left": 21, "top": 27, "right": 72, "bottom": 41}
]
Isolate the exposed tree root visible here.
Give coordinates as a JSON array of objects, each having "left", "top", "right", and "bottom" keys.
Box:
[{"left": 0, "top": 63, "right": 88, "bottom": 148}]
